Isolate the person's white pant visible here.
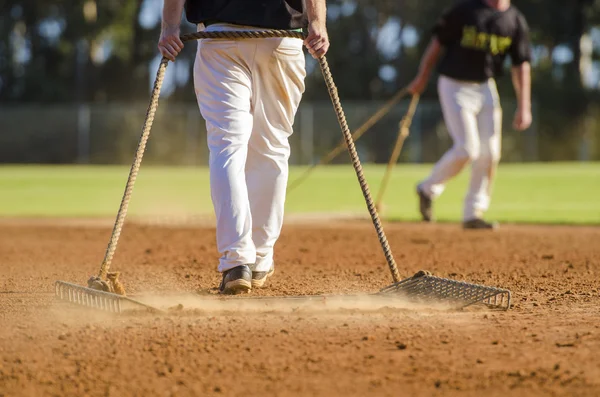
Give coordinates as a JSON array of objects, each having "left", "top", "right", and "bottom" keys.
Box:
[
  {"left": 193, "top": 24, "right": 306, "bottom": 272},
  {"left": 419, "top": 75, "right": 502, "bottom": 221}
]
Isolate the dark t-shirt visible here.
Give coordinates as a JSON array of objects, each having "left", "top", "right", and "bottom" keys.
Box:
[
  {"left": 433, "top": 0, "right": 531, "bottom": 82},
  {"left": 185, "top": 0, "right": 307, "bottom": 30}
]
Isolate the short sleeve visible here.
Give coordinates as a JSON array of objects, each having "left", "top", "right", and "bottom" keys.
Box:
[
  {"left": 510, "top": 13, "right": 532, "bottom": 65},
  {"left": 432, "top": 5, "right": 463, "bottom": 46}
]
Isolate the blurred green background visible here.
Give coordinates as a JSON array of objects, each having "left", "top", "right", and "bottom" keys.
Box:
[
  {"left": 2, "top": 0, "right": 600, "bottom": 165},
  {"left": 1, "top": 1, "right": 600, "bottom": 225},
  {"left": 0, "top": 163, "right": 597, "bottom": 224}
]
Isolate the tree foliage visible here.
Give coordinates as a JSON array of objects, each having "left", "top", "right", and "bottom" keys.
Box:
[{"left": 0, "top": 0, "right": 599, "bottom": 155}]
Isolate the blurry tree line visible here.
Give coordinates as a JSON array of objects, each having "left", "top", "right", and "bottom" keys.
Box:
[{"left": 1, "top": 0, "right": 600, "bottom": 161}]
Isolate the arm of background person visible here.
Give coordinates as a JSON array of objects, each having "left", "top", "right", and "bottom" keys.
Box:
[
  {"left": 408, "top": 38, "right": 443, "bottom": 94},
  {"left": 510, "top": 13, "right": 533, "bottom": 131},
  {"left": 511, "top": 62, "right": 532, "bottom": 131},
  {"left": 408, "top": 5, "right": 461, "bottom": 94}
]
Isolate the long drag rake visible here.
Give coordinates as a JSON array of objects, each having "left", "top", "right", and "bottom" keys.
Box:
[
  {"left": 55, "top": 30, "right": 512, "bottom": 314},
  {"left": 55, "top": 281, "right": 162, "bottom": 314}
]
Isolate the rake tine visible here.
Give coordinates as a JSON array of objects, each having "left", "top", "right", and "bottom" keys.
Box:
[
  {"left": 380, "top": 272, "right": 511, "bottom": 310},
  {"left": 54, "top": 281, "right": 162, "bottom": 314}
]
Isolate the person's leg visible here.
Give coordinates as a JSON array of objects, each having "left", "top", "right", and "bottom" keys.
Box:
[
  {"left": 193, "top": 38, "right": 257, "bottom": 286},
  {"left": 464, "top": 79, "right": 502, "bottom": 225},
  {"left": 418, "top": 76, "right": 482, "bottom": 219},
  {"left": 245, "top": 38, "right": 305, "bottom": 285}
]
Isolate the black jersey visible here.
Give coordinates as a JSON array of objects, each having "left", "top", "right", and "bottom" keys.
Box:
[
  {"left": 433, "top": 0, "right": 531, "bottom": 82},
  {"left": 184, "top": 0, "right": 307, "bottom": 30}
]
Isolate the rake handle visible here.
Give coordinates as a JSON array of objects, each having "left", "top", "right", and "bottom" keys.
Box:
[
  {"left": 374, "top": 94, "right": 420, "bottom": 209},
  {"left": 97, "top": 58, "right": 169, "bottom": 279},
  {"left": 317, "top": 56, "right": 401, "bottom": 283},
  {"left": 288, "top": 87, "right": 409, "bottom": 193}
]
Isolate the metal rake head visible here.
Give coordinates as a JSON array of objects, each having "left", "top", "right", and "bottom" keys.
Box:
[
  {"left": 55, "top": 281, "right": 161, "bottom": 314},
  {"left": 379, "top": 270, "right": 511, "bottom": 310}
]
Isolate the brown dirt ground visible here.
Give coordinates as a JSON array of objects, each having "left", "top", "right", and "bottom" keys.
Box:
[{"left": 1, "top": 220, "right": 599, "bottom": 397}]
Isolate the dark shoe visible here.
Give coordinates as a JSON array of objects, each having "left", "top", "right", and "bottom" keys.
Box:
[
  {"left": 416, "top": 185, "right": 433, "bottom": 222},
  {"left": 463, "top": 218, "right": 498, "bottom": 230},
  {"left": 219, "top": 265, "right": 252, "bottom": 294},
  {"left": 252, "top": 264, "right": 275, "bottom": 288}
]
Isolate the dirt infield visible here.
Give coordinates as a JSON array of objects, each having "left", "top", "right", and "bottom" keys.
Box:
[{"left": 1, "top": 220, "right": 599, "bottom": 396}]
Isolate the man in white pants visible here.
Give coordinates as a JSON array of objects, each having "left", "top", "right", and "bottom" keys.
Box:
[
  {"left": 408, "top": 0, "right": 532, "bottom": 229},
  {"left": 158, "top": 0, "right": 329, "bottom": 293}
]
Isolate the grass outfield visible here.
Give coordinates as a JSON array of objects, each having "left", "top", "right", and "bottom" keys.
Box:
[{"left": 0, "top": 163, "right": 598, "bottom": 224}]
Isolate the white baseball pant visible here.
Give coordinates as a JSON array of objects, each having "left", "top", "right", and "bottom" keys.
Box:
[
  {"left": 193, "top": 24, "right": 306, "bottom": 272},
  {"left": 419, "top": 75, "right": 502, "bottom": 221}
]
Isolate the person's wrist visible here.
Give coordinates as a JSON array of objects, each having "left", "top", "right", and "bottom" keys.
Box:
[
  {"left": 518, "top": 103, "right": 531, "bottom": 112},
  {"left": 162, "top": 22, "right": 180, "bottom": 32},
  {"left": 308, "top": 19, "right": 325, "bottom": 27}
]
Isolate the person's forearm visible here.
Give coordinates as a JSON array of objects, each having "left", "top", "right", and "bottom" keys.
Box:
[
  {"left": 162, "top": 0, "right": 185, "bottom": 29},
  {"left": 511, "top": 62, "right": 531, "bottom": 110},
  {"left": 417, "top": 38, "right": 442, "bottom": 79},
  {"left": 305, "top": 0, "right": 326, "bottom": 24}
]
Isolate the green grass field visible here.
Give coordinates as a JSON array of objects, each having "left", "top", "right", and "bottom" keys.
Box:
[{"left": 0, "top": 163, "right": 598, "bottom": 224}]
